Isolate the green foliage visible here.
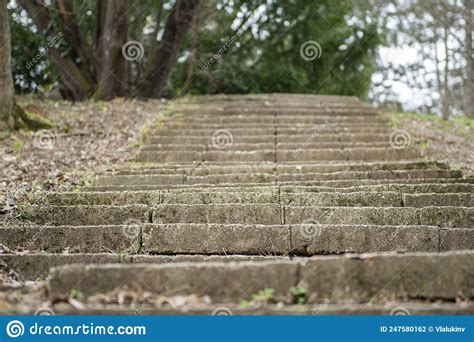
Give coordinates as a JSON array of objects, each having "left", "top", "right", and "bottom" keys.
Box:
[
  {"left": 239, "top": 288, "right": 275, "bottom": 307},
  {"left": 9, "top": 3, "right": 58, "bottom": 94},
  {"left": 9, "top": 0, "right": 383, "bottom": 98},
  {"left": 69, "top": 288, "right": 85, "bottom": 300},
  {"left": 289, "top": 286, "right": 307, "bottom": 304},
  {"left": 172, "top": 0, "right": 382, "bottom": 97},
  {"left": 9, "top": 138, "right": 24, "bottom": 152}
]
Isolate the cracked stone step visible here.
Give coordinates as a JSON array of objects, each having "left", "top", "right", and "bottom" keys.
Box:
[
  {"left": 151, "top": 204, "right": 473, "bottom": 227},
  {"left": 83, "top": 178, "right": 474, "bottom": 192},
  {"left": 140, "top": 224, "right": 473, "bottom": 255},
  {"left": 46, "top": 251, "right": 474, "bottom": 303}
]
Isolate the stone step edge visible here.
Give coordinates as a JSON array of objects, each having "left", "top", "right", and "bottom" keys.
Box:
[
  {"left": 31, "top": 302, "right": 474, "bottom": 315},
  {"left": 83, "top": 179, "right": 474, "bottom": 192},
  {"left": 94, "top": 169, "right": 462, "bottom": 183},
  {"left": 44, "top": 191, "right": 473, "bottom": 208},
  {"left": 46, "top": 251, "right": 474, "bottom": 302},
  {"left": 1, "top": 224, "right": 472, "bottom": 255}
]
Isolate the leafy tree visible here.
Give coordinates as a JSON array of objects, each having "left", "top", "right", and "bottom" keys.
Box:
[{"left": 171, "top": 0, "right": 381, "bottom": 98}]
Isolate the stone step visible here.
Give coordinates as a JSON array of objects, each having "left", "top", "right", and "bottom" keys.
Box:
[
  {"left": 83, "top": 178, "right": 474, "bottom": 192},
  {"left": 147, "top": 133, "right": 392, "bottom": 144},
  {"left": 45, "top": 191, "right": 163, "bottom": 206},
  {"left": 94, "top": 170, "right": 462, "bottom": 187},
  {"left": 36, "top": 303, "right": 474, "bottom": 315},
  {"left": 279, "top": 148, "right": 420, "bottom": 162},
  {"left": 174, "top": 108, "right": 379, "bottom": 116},
  {"left": 151, "top": 127, "right": 390, "bottom": 136},
  {"left": 285, "top": 206, "right": 474, "bottom": 228},
  {"left": 116, "top": 160, "right": 448, "bottom": 175},
  {"left": 135, "top": 148, "right": 420, "bottom": 163},
  {"left": 2, "top": 224, "right": 471, "bottom": 256},
  {"left": 152, "top": 204, "right": 473, "bottom": 227},
  {"left": 0, "top": 253, "right": 274, "bottom": 281},
  {"left": 44, "top": 190, "right": 472, "bottom": 207},
  {"left": 46, "top": 251, "right": 474, "bottom": 303},
  {"left": 141, "top": 141, "right": 393, "bottom": 152},
  {"left": 163, "top": 183, "right": 474, "bottom": 194},
  {"left": 185, "top": 94, "right": 361, "bottom": 102},
  {"left": 168, "top": 118, "right": 389, "bottom": 126},
  {"left": 159, "top": 122, "right": 390, "bottom": 129},
  {"left": 141, "top": 225, "right": 473, "bottom": 255},
  {"left": 22, "top": 204, "right": 473, "bottom": 227},
  {"left": 281, "top": 183, "right": 474, "bottom": 194},
  {"left": 22, "top": 204, "right": 150, "bottom": 226}
]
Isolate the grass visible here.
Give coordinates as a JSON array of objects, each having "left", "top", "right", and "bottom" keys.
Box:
[{"left": 389, "top": 112, "right": 473, "bottom": 136}]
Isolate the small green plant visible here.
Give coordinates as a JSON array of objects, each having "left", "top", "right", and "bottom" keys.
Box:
[
  {"left": 289, "top": 286, "right": 307, "bottom": 304},
  {"left": 10, "top": 139, "right": 24, "bottom": 152},
  {"left": 69, "top": 288, "right": 85, "bottom": 300},
  {"left": 419, "top": 141, "right": 429, "bottom": 150},
  {"left": 251, "top": 288, "right": 275, "bottom": 302},
  {"left": 239, "top": 288, "right": 276, "bottom": 308}
]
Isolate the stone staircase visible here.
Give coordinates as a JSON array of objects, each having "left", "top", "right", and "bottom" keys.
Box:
[{"left": 2, "top": 94, "right": 473, "bottom": 314}]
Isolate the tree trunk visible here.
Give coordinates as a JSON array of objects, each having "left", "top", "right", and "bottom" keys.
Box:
[
  {"left": 463, "top": 0, "right": 474, "bottom": 118},
  {"left": 433, "top": 41, "right": 444, "bottom": 115},
  {"left": 181, "top": 0, "right": 204, "bottom": 94},
  {"left": 441, "top": 26, "right": 450, "bottom": 120},
  {"left": 18, "top": 0, "right": 95, "bottom": 100},
  {"left": 95, "top": 0, "right": 130, "bottom": 100},
  {"left": 56, "top": 0, "right": 96, "bottom": 81},
  {"left": 140, "top": 0, "right": 203, "bottom": 98},
  {"left": 0, "top": 0, "right": 14, "bottom": 129},
  {"left": 94, "top": 0, "right": 107, "bottom": 78}
]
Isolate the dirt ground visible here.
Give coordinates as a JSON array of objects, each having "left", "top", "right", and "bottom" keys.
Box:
[
  {"left": 388, "top": 112, "right": 474, "bottom": 175},
  {"left": 1, "top": 96, "right": 164, "bottom": 223}
]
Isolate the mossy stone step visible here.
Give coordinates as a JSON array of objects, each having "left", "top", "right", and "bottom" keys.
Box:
[
  {"left": 94, "top": 169, "right": 460, "bottom": 187},
  {"left": 46, "top": 251, "right": 474, "bottom": 303},
  {"left": 116, "top": 160, "right": 446, "bottom": 176},
  {"left": 83, "top": 178, "right": 474, "bottom": 192},
  {"left": 135, "top": 148, "right": 420, "bottom": 163},
  {"left": 147, "top": 204, "right": 473, "bottom": 227}
]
